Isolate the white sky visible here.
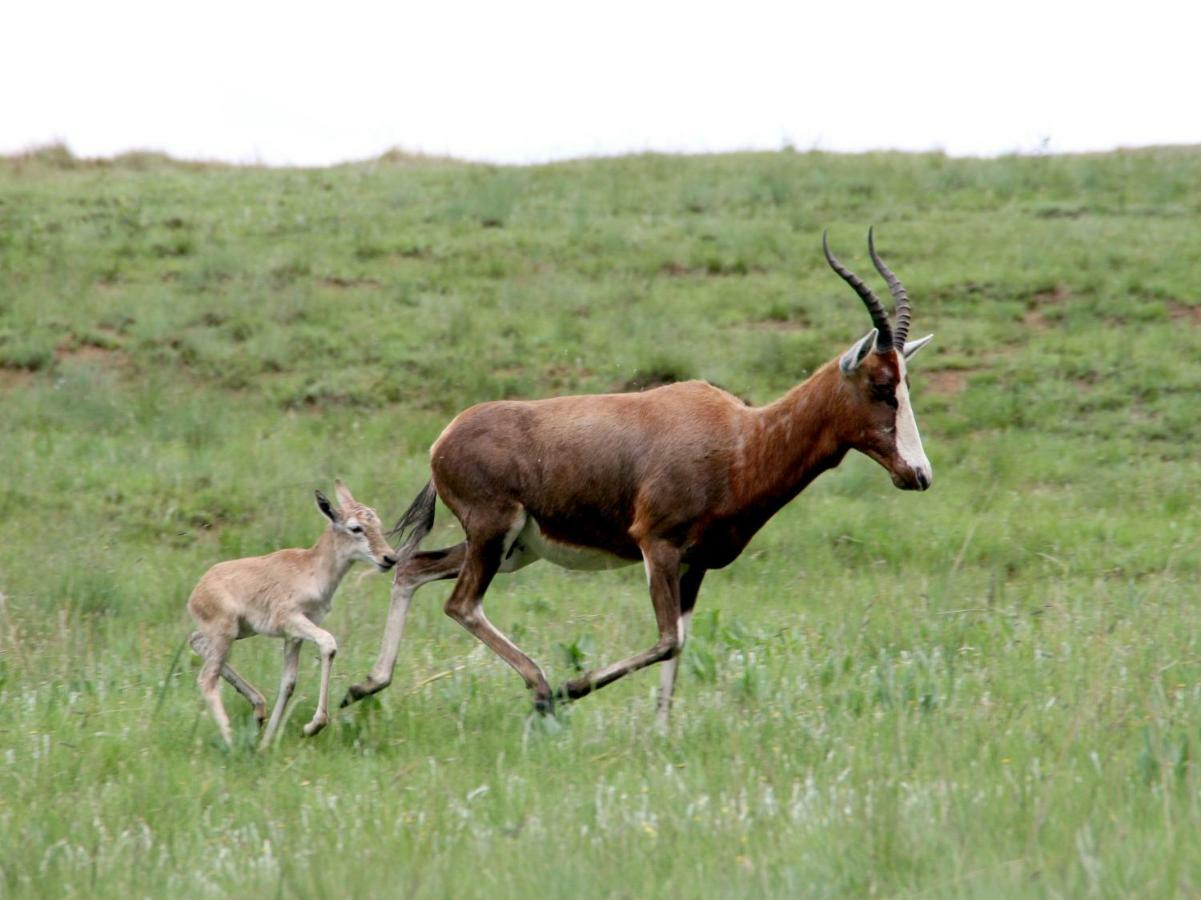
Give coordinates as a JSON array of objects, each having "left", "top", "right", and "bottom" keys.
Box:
[{"left": 3, "top": 0, "right": 1198, "bottom": 167}]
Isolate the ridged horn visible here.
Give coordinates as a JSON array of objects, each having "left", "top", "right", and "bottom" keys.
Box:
[
  {"left": 823, "top": 230, "right": 893, "bottom": 350},
  {"left": 867, "top": 227, "right": 912, "bottom": 348}
]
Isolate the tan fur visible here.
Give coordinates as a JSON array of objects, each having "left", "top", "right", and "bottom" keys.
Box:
[{"left": 186, "top": 480, "right": 396, "bottom": 749}]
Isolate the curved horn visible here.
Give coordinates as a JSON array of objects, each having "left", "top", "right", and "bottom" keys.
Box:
[
  {"left": 867, "top": 227, "right": 911, "bottom": 348},
  {"left": 823, "top": 230, "right": 893, "bottom": 350}
]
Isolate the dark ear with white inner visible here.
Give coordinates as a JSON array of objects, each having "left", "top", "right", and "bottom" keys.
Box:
[
  {"left": 315, "top": 490, "right": 339, "bottom": 524},
  {"left": 902, "top": 334, "right": 934, "bottom": 360},
  {"left": 840, "top": 328, "right": 879, "bottom": 375}
]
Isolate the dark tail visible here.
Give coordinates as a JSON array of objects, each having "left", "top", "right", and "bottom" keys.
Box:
[{"left": 388, "top": 480, "right": 437, "bottom": 560}]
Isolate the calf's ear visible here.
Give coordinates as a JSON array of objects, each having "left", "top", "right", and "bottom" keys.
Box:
[{"left": 315, "top": 490, "right": 340, "bottom": 523}]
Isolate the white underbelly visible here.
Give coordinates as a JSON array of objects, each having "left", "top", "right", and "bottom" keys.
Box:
[{"left": 500, "top": 515, "right": 636, "bottom": 573}]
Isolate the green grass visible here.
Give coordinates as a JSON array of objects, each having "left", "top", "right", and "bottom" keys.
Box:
[{"left": 2, "top": 143, "right": 1201, "bottom": 897}]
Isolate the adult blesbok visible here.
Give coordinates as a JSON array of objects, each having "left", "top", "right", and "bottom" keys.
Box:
[
  {"left": 186, "top": 480, "right": 424, "bottom": 748},
  {"left": 345, "top": 229, "right": 934, "bottom": 725}
]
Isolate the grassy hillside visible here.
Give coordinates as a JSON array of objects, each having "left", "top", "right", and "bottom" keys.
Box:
[{"left": 2, "top": 144, "right": 1200, "bottom": 897}]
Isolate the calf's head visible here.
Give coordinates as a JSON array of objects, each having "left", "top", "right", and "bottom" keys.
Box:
[{"left": 315, "top": 479, "right": 399, "bottom": 571}]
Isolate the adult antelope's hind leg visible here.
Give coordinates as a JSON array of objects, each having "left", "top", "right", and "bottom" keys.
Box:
[
  {"left": 655, "top": 567, "right": 704, "bottom": 729},
  {"left": 559, "top": 540, "right": 684, "bottom": 704},
  {"left": 342, "top": 544, "right": 466, "bottom": 708},
  {"left": 443, "top": 525, "right": 555, "bottom": 712}
]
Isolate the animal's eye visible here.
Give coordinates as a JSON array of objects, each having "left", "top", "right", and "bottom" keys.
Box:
[
  {"left": 350, "top": 525, "right": 364, "bottom": 534},
  {"left": 871, "top": 383, "right": 898, "bottom": 408}
]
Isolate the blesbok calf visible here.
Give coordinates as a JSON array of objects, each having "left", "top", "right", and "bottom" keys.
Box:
[
  {"left": 344, "top": 229, "right": 935, "bottom": 725},
  {"left": 187, "top": 480, "right": 417, "bottom": 748}
]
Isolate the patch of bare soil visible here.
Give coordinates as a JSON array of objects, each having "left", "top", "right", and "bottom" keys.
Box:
[
  {"left": 1022, "top": 309, "right": 1050, "bottom": 330},
  {"left": 658, "top": 260, "right": 761, "bottom": 278},
  {"left": 1022, "top": 284, "right": 1072, "bottom": 331},
  {"left": 0, "top": 368, "right": 34, "bottom": 390},
  {"left": 923, "top": 369, "right": 975, "bottom": 397},
  {"left": 55, "top": 342, "right": 131, "bottom": 371},
  {"left": 1166, "top": 299, "right": 1201, "bottom": 325},
  {"left": 1030, "top": 285, "right": 1073, "bottom": 306},
  {"left": 321, "top": 276, "right": 382, "bottom": 289},
  {"left": 545, "top": 363, "right": 593, "bottom": 391},
  {"left": 741, "top": 318, "right": 809, "bottom": 332}
]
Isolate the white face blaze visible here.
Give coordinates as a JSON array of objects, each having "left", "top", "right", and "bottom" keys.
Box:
[{"left": 894, "top": 354, "right": 933, "bottom": 488}]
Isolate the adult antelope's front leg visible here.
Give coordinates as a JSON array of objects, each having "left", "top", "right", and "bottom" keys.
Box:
[
  {"left": 559, "top": 540, "right": 684, "bottom": 703},
  {"left": 342, "top": 545, "right": 466, "bottom": 708},
  {"left": 655, "top": 567, "right": 704, "bottom": 728}
]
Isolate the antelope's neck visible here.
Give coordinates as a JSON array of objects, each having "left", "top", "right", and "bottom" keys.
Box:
[
  {"left": 736, "top": 362, "right": 848, "bottom": 512},
  {"left": 311, "top": 528, "right": 355, "bottom": 593}
]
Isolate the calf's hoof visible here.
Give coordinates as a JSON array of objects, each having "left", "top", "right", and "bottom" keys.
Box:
[{"left": 302, "top": 716, "right": 328, "bottom": 737}]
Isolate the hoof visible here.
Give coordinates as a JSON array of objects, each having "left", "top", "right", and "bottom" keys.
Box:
[
  {"left": 532, "top": 692, "right": 556, "bottom": 716},
  {"left": 555, "top": 680, "right": 589, "bottom": 703},
  {"left": 341, "top": 682, "right": 367, "bottom": 706},
  {"left": 302, "top": 717, "right": 328, "bottom": 737},
  {"left": 340, "top": 679, "right": 381, "bottom": 708}
]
